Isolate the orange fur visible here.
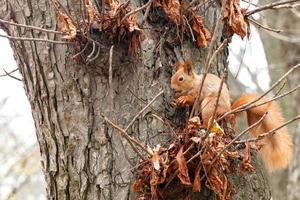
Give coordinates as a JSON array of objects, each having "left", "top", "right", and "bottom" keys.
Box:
[
  {"left": 232, "top": 93, "right": 293, "bottom": 172},
  {"left": 170, "top": 60, "right": 232, "bottom": 126}
]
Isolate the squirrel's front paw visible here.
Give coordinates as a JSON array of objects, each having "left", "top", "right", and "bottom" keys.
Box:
[{"left": 175, "top": 96, "right": 189, "bottom": 107}]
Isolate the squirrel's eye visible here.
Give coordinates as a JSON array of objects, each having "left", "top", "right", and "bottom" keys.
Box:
[{"left": 179, "top": 76, "right": 184, "bottom": 82}]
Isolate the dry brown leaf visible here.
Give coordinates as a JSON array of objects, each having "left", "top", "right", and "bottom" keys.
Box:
[
  {"left": 192, "top": 163, "right": 202, "bottom": 192},
  {"left": 223, "top": 0, "right": 250, "bottom": 39},
  {"left": 176, "top": 146, "right": 192, "bottom": 185},
  {"left": 137, "top": 194, "right": 147, "bottom": 200},
  {"left": 154, "top": 0, "right": 181, "bottom": 24},
  {"left": 132, "top": 179, "right": 143, "bottom": 192},
  {"left": 192, "top": 12, "right": 211, "bottom": 48},
  {"left": 129, "top": 31, "right": 145, "bottom": 55},
  {"left": 163, "top": 0, "right": 181, "bottom": 24},
  {"left": 84, "top": 0, "right": 96, "bottom": 21},
  {"left": 210, "top": 120, "right": 225, "bottom": 136},
  {"left": 240, "top": 142, "right": 255, "bottom": 174},
  {"left": 56, "top": 12, "right": 77, "bottom": 40},
  {"left": 107, "top": 0, "right": 122, "bottom": 17}
]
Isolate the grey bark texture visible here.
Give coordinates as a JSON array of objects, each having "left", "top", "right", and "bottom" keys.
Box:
[{"left": 0, "top": 0, "right": 271, "bottom": 199}]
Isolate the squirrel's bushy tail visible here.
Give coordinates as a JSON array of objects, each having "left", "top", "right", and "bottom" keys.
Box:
[{"left": 232, "top": 93, "right": 293, "bottom": 172}]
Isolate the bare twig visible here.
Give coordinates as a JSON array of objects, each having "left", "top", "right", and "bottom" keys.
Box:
[
  {"left": 246, "top": 0, "right": 300, "bottom": 16},
  {"left": 72, "top": 41, "right": 90, "bottom": 59},
  {"left": 204, "top": 75, "right": 225, "bottom": 138},
  {"left": 234, "top": 40, "right": 248, "bottom": 79},
  {"left": 127, "top": 88, "right": 176, "bottom": 134},
  {"left": 190, "top": 0, "right": 227, "bottom": 118},
  {"left": 235, "top": 84, "right": 300, "bottom": 113},
  {"left": 0, "top": 18, "right": 62, "bottom": 34},
  {"left": 218, "top": 63, "right": 300, "bottom": 122},
  {"left": 184, "top": 16, "right": 196, "bottom": 42},
  {"left": 121, "top": 0, "right": 154, "bottom": 23},
  {"left": 109, "top": 45, "right": 114, "bottom": 109},
  {"left": 236, "top": 114, "right": 300, "bottom": 144},
  {"left": 87, "top": 45, "right": 101, "bottom": 63},
  {"left": 190, "top": 0, "right": 212, "bottom": 11},
  {"left": 100, "top": 113, "right": 152, "bottom": 159},
  {"left": 140, "top": 0, "right": 154, "bottom": 26},
  {"left": 207, "top": 39, "right": 229, "bottom": 70},
  {"left": 125, "top": 90, "right": 164, "bottom": 131},
  {"left": 1, "top": 69, "right": 22, "bottom": 81},
  {"left": 249, "top": 18, "right": 282, "bottom": 33},
  {"left": 0, "top": 68, "right": 18, "bottom": 77},
  {"left": 0, "top": 33, "right": 70, "bottom": 44}
]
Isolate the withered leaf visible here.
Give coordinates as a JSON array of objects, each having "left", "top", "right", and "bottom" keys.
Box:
[
  {"left": 223, "top": 0, "right": 250, "bottom": 39},
  {"left": 132, "top": 179, "right": 143, "bottom": 192},
  {"left": 176, "top": 146, "right": 192, "bottom": 185},
  {"left": 84, "top": 0, "right": 96, "bottom": 21},
  {"left": 107, "top": 0, "right": 122, "bottom": 18},
  {"left": 192, "top": 163, "right": 202, "bottom": 192},
  {"left": 210, "top": 120, "right": 225, "bottom": 136},
  {"left": 192, "top": 12, "right": 211, "bottom": 48},
  {"left": 123, "top": 6, "right": 141, "bottom": 32},
  {"left": 163, "top": 0, "right": 181, "bottom": 24},
  {"left": 56, "top": 11, "right": 77, "bottom": 40},
  {"left": 154, "top": 0, "right": 181, "bottom": 24},
  {"left": 129, "top": 31, "right": 145, "bottom": 56},
  {"left": 240, "top": 142, "right": 255, "bottom": 174}
]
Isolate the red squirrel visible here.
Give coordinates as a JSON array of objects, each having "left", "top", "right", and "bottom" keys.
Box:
[
  {"left": 171, "top": 60, "right": 293, "bottom": 172},
  {"left": 171, "top": 60, "right": 232, "bottom": 127}
]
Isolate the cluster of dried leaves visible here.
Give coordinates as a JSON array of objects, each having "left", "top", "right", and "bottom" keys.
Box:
[
  {"left": 133, "top": 117, "right": 254, "bottom": 200},
  {"left": 53, "top": 0, "right": 252, "bottom": 59},
  {"left": 223, "top": 0, "right": 250, "bottom": 39},
  {"left": 53, "top": 0, "right": 145, "bottom": 58},
  {"left": 152, "top": 0, "right": 212, "bottom": 47}
]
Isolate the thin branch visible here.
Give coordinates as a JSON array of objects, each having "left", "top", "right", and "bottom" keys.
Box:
[
  {"left": 0, "top": 68, "right": 18, "bottom": 77},
  {"left": 140, "top": 0, "right": 154, "bottom": 26},
  {"left": 87, "top": 42, "right": 96, "bottom": 60},
  {"left": 121, "top": 0, "right": 154, "bottom": 23},
  {"left": 204, "top": 75, "right": 225, "bottom": 138},
  {"left": 86, "top": 45, "right": 100, "bottom": 63},
  {"left": 207, "top": 39, "right": 229, "bottom": 70},
  {"left": 0, "top": 33, "right": 70, "bottom": 44},
  {"left": 0, "top": 18, "right": 62, "bottom": 34},
  {"left": 235, "top": 84, "right": 300, "bottom": 113},
  {"left": 234, "top": 40, "right": 248, "bottom": 79},
  {"left": 218, "top": 63, "right": 300, "bottom": 122},
  {"left": 190, "top": 0, "right": 227, "bottom": 118},
  {"left": 72, "top": 41, "right": 90, "bottom": 59},
  {"left": 246, "top": 0, "right": 300, "bottom": 16},
  {"left": 109, "top": 45, "right": 114, "bottom": 110},
  {"left": 1, "top": 69, "right": 22, "bottom": 81},
  {"left": 249, "top": 18, "right": 282, "bottom": 33},
  {"left": 236, "top": 114, "right": 300, "bottom": 144},
  {"left": 184, "top": 15, "right": 195, "bottom": 42},
  {"left": 127, "top": 88, "right": 176, "bottom": 134},
  {"left": 125, "top": 90, "right": 164, "bottom": 131},
  {"left": 100, "top": 113, "right": 152, "bottom": 159}
]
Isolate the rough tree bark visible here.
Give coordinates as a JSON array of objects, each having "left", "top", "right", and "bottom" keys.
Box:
[{"left": 0, "top": 0, "right": 271, "bottom": 199}]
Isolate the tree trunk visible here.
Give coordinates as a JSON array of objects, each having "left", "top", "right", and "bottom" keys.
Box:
[{"left": 0, "top": 0, "right": 271, "bottom": 199}]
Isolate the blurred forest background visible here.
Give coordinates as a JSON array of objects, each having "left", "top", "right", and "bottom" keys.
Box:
[{"left": 0, "top": 0, "right": 299, "bottom": 199}]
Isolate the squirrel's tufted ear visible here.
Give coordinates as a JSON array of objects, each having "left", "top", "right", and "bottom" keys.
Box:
[
  {"left": 184, "top": 60, "right": 194, "bottom": 75},
  {"left": 176, "top": 61, "right": 184, "bottom": 71}
]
